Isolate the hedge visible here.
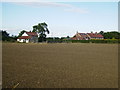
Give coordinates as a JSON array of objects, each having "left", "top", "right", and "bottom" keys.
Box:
[{"left": 47, "top": 39, "right": 120, "bottom": 43}]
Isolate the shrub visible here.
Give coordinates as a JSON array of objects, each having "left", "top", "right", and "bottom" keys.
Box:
[{"left": 63, "top": 39, "right": 119, "bottom": 43}]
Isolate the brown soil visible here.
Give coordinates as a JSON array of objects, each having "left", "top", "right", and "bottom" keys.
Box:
[{"left": 2, "top": 43, "right": 118, "bottom": 88}]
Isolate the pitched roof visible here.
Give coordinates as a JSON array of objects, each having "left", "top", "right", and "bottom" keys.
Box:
[
  {"left": 79, "top": 33, "right": 89, "bottom": 38},
  {"left": 26, "top": 32, "right": 38, "bottom": 36},
  {"left": 71, "top": 33, "right": 88, "bottom": 40},
  {"left": 18, "top": 36, "right": 32, "bottom": 39},
  {"left": 71, "top": 32, "right": 104, "bottom": 40},
  {"left": 71, "top": 37, "right": 77, "bottom": 40},
  {"left": 87, "top": 33, "right": 103, "bottom": 38}
]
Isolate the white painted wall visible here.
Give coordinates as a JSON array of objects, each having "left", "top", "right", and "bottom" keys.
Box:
[
  {"left": 26, "top": 39, "right": 29, "bottom": 43},
  {"left": 22, "top": 33, "right": 28, "bottom": 36},
  {"left": 17, "top": 39, "right": 29, "bottom": 43},
  {"left": 17, "top": 39, "right": 23, "bottom": 42},
  {"left": 17, "top": 39, "right": 20, "bottom": 42}
]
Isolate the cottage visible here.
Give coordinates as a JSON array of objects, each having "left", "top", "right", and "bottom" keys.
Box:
[
  {"left": 87, "top": 33, "right": 104, "bottom": 39},
  {"left": 17, "top": 32, "right": 38, "bottom": 43},
  {"left": 71, "top": 32, "right": 104, "bottom": 40},
  {"left": 71, "top": 32, "right": 89, "bottom": 40}
]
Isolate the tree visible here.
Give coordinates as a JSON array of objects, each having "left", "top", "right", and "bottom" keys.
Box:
[
  {"left": 1, "top": 30, "right": 10, "bottom": 41},
  {"left": 99, "top": 31, "right": 104, "bottom": 35},
  {"left": 67, "top": 36, "right": 70, "bottom": 38},
  {"left": 18, "top": 30, "right": 26, "bottom": 37},
  {"left": 11, "top": 35, "right": 18, "bottom": 41},
  {"left": 100, "top": 31, "right": 120, "bottom": 39},
  {"left": 1, "top": 30, "right": 16, "bottom": 42},
  {"left": 32, "top": 22, "right": 50, "bottom": 42}
]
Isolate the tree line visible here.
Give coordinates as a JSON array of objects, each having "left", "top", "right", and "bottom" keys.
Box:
[
  {"left": 1, "top": 22, "right": 120, "bottom": 42},
  {"left": 0, "top": 30, "right": 17, "bottom": 42},
  {"left": 99, "top": 31, "right": 120, "bottom": 39}
]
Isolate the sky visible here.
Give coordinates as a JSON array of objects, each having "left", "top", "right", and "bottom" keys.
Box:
[{"left": 1, "top": 1, "right": 118, "bottom": 37}]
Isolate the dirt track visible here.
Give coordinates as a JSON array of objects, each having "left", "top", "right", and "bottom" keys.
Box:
[{"left": 2, "top": 43, "right": 118, "bottom": 88}]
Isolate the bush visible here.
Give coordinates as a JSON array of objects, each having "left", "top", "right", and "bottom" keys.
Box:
[
  {"left": 63, "top": 39, "right": 119, "bottom": 43},
  {"left": 46, "top": 39, "right": 119, "bottom": 43}
]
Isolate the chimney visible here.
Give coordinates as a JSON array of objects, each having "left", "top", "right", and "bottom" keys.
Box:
[
  {"left": 91, "top": 31, "right": 93, "bottom": 33},
  {"left": 76, "top": 31, "right": 78, "bottom": 34}
]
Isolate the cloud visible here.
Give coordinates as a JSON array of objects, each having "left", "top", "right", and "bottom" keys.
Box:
[
  {"left": 17, "top": 2, "right": 72, "bottom": 8},
  {"left": 13, "top": 2, "right": 88, "bottom": 14},
  {"left": 65, "top": 7, "right": 89, "bottom": 14}
]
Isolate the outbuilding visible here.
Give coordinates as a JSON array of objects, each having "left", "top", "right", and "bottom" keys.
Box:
[{"left": 17, "top": 32, "right": 38, "bottom": 43}]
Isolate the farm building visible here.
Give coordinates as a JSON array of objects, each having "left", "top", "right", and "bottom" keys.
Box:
[
  {"left": 17, "top": 32, "right": 38, "bottom": 43},
  {"left": 71, "top": 32, "right": 104, "bottom": 40},
  {"left": 87, "top": 33, "right": 104, "bottom": 39}
]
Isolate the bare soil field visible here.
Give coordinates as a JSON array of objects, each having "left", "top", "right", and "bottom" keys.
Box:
[{"left": 2, "top": 43, "right": 118, "bottom": 88}]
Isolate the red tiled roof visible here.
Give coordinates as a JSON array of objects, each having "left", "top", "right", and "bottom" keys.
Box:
[
  {"left": 79, "top": 33, "right": 89, "bottom": 38},
  {"left": 26, "top": 32, "right": 38, "bottom": 36},
  {"left": 71, "top": 34, "right": 87, "bottom": 40},
  {"left": 71, "top": 37, "right": 77, "bottom": 40},
  {"left": 18, "top": 36, "right": 32, "bottom": 39},
  {"left": 87, "top": 33, "right": 103, "bottom": 38},
  {"left": 71, "top": 32, "right": 104, "bottom": 40}
]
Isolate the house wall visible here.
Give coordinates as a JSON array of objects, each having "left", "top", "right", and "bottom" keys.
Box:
[
  {"left": 26, "top": 39, "right": 29, "bottom": 43},
  {"left": 17, "top": 39, "right": 20, "bottom": 42},
  {"left": 17, "top": 37, "right": 38, "bottom": 43},
  {"left": 17, "top": 32, "right": 38, "bottom": 43},
  {"left": 17, "top": 39, "right": 23, "bottom": 42},
  {"left": 30, "top": 36, "right": 38, "bottom": 43},
  {"left": 86, "top": 34, "right": 91, "bottom": 40},
  {"left": 90, "top": 37, "right": 104, "bottom": 39},
  {"left": 17, "top": 39, "right": 29, "bottom": 43},
  {"left": 22, "top": 33, "right": 28, "bottom": 36}
]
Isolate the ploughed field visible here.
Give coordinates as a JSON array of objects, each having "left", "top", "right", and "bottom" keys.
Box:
[{"left": 2, "top": 43, "right": 118, "bottom": 88}]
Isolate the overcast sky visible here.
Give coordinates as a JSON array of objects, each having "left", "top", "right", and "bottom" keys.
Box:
[{"left": 1, "top": 1, "right": 118, "bottom": 37}]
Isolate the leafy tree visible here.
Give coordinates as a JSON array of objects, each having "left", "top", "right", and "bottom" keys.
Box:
[
  {"left": 61, "top": 36, "right": 70, "bottom": 40},
  {"left": 99, "top": 31, "right": 120, "bottom": 39},
  {"left": 99, "top": 31, "right": 104, "bottom": 35},
  {"left": 0, "top": 31, "right": 1, "bottom": 41},
  {"left": 1, "top": 30, "right": 18, "bottom": 42},
  {"left": 11, "top": 35, "right": 18, "bottom": 41},
  {"left": 18, "top": 30, "right": 26, "bottom": 37},
  {"left": 67, "top": 36, "right": 70, "bottom": 38},
  {"left": 32, "top": 22, "right": 50, "bottom": 42},
  {"left": 104, "top": 31, "right": 120, "bottom": 39},
  {"left": 1, "top": 30, "right": 10, "bottom": 41}
]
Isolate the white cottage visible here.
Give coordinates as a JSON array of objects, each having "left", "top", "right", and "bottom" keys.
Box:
[{"left": 17, "top": 32, "right": 38, "bottom": 43}]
